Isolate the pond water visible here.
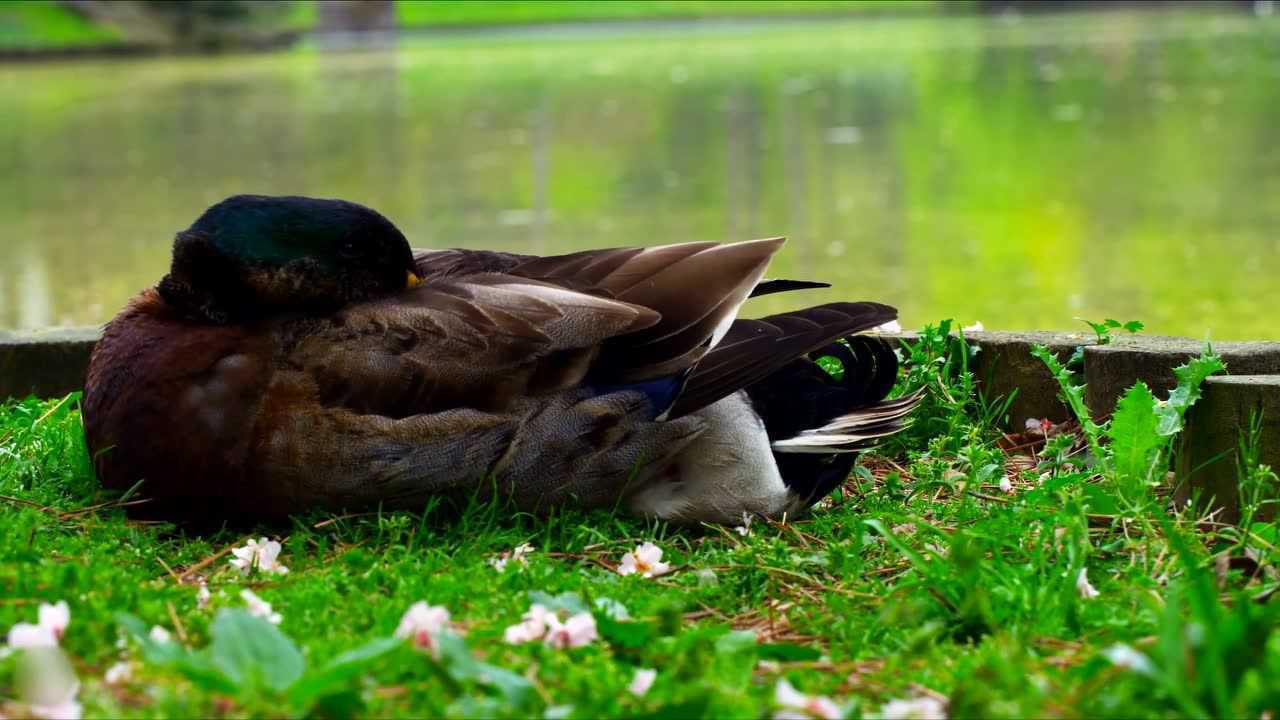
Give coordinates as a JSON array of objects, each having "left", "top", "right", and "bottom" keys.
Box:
[{"left": 2, "top": 9, "right": 1278, "bottom": 338}]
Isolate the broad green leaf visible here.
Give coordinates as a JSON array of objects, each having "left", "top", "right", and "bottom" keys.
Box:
[
  {"left": 594, "top": 597, "right": 631, "bottom": 620},
  {"left": 436, "top": 632, "right": 535, "bottom": 708},
  {"left": 288, "top": 636, "right": 402, "bottom": 707},
  {"left": 1108, "top": 381, "right": 1162, "bottom": 483},
  {"left": 116, "top": 613, "right": 238, "bottom": 694},
  {"left": 209, "top": 609, "right": 305, "bottom": 693},
  {"left": 527, "top": 590, "right": 589, "bottom": 615},
  {"left": 713, "top": 629, "right": 757, "bottom": 656}
]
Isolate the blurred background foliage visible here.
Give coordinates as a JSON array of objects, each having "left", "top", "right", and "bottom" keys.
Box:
[{"left": 0, "top": 1, "right": 1277, "bottom": 338}]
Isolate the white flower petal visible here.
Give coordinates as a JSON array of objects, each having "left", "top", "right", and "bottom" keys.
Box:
[
  {"left": 1103, "top": 643, "right": 1155, "bottom": 675},
  {"left": 1076, "top": 567, "right": 1100, "bottom": 599},
  {"left": 774, "top": 678, "right": 809, "bottom": 709},
  {"left": 19, "top": 648, "right": 81, "bottom": 720},
  {"left": 544, "top": 612, "right": 597, "bottom": 649},
  {"left": 394, "top": 602, "right": 452, "bottom": 652},
  {"left": 617, "top": 553, "right": 638, "bottom": 576},
  {"left": 148, "top": 626, "right": 172, "bottom": 644},
  {"left": 619, "top": 542, "right": 671, "bottom": 578},
  {"left": 30, "top": 700, "right": 82, "bottom": 720},
  {"left": 228, "top": 538, "right": 289, "bottom": 576},
  {"left": 628, "top": 668, "right": 657, "bottom": 697},
  {"left": 38, "top": 602, "right": 70, "bottom": 641},
  {"left": 241, "top": 590, "right": 282, "bottom": 625},
  {"left": 962, "top": 321, "right": 984, "bottom": 333},
  {"left": 8, "top": 623, "right": 57, "bottom": 650},
  {"left": 103, "top": 661, "right": 132, "bottom": 685},
  {"left": 879, "top": 696, "right": 947, "bottom": 720}
]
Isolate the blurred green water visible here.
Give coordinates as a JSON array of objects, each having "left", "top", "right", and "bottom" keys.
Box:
[{"left": 2, "top": 10, "right": 1277, "bottom": 337}]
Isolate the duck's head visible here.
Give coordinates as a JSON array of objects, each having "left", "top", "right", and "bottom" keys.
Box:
[{"left": 158, "top": 195, "right": 420, "bottom": 323}]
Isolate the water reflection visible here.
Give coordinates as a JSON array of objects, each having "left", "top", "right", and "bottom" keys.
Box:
[{"left": 1, "top": 10, "right": 1278, "bottom": 338}]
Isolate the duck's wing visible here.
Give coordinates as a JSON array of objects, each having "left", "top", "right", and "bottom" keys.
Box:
[
  {"left": 411, "top": 248, "right": 535, "bottom": 278},
  {"left": 248, "top": 240, "right": 790, "bottom": 516},
  {"left": 412, "top": 245, "right": 827, "bottom": 300},
  {"left": 288, "top": 238, "right": 786, "bottom": 418},
  {"left": 664, "top": 302, "right": 898, "bottom": 419}
]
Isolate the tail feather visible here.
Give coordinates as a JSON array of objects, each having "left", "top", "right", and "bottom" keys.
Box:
[{"left": 745, "top": 335, "right": 920, "bottom": 507}]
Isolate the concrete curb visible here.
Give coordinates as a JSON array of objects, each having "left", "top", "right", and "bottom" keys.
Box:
[{"left": 0, "top": 327, "right": 102, "bottom": 401}]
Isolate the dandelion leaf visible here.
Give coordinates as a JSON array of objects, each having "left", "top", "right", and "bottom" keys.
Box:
[
  {"left": 209, "top": 609, "right": 305, "bottom": 693},
  {"left": 1155, "top": 348, "right": 1227, "bottom": 437},
  {"left": 1108, "top": 381, "right": 1162, "bottom": 483}
]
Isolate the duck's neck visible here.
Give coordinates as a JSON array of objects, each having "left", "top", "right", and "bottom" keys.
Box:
[
  {"left": 157, "top": 232, "right": 257, "bottom": 325},
  {"left": 157, "top": 274, "right": 239, "bottom": 325}
]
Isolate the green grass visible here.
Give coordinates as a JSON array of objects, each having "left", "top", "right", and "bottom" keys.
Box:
[
  {"left": 0, "top": 0, "right": 960, "bottom": 53},
  {"left": 0, "top": 1, "right": 121, "bottom": 51},
  {"left": 394, "top": 0, "right": 955, "bottom": 28},
  {"left": 1, "top": 325, "right": 1278, "bottom": 718}
]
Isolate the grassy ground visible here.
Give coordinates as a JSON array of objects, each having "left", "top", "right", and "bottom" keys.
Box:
[
  {"left": 394, "top": 1, "right": 954, "bottom": 28},
  {"left": 1, "top": 323, "right": 1277, "bottom": 718},
  {"left": 0, "top": 1, "right": 955, "bottom": 52},
  {"left": 0, "top": 1, "right": 120, "bottom": 51}
]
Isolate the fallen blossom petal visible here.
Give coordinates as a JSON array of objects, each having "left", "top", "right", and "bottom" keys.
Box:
[
  {"left": 31, "top": 698, "right": 82, "bottom": 720},
  {"left": 1103, "top": 643, "right": 1155, "bottom": 675},
  {"left": 103, "top": 661, "right": 133, "bottom": 685},
  {"left": 775, "top": 678, "right": 809, "bottom": 708},
  {"left": 1076, "top": 568, "right": 1100, "bottom": 599},
  {"left": 998, "top": 476, "right": 1013, "bottom": 494},
  {"left": 617, "top": 542, "right": 671, "bottom": 578},
  {"left": 735, "top": 512, "right": 754, "bottom": 536},
  {"left": 543, "top": 612, "right": 597, "bottom": 649},
  {"left": 962, "top": 321, "right": 984, "bottom": 333},
  {"left": 8, "top": 623, "right": 57, "bottom": 650},
  {"left": 148, "top": 626, "right": 172, "bottom": 644},
  {"left": 228, "top": 538, "right": 289, "bottom": 576},
  {"left": 38, "top": 602, "right": 70, "bottom": 642},
  {"left": 394, "top": 602, "right": 452, "bottom": 653},
  {"left": 490, "top": 543, "right": 536, "bottom": 571},
  {"left": 196, "top": 583, "right": 211, "bottom": 610},
  {"left": 617, "top": 553, "right": 639, "bottom": 576},
  {"left": 774, "top": 678, "right": 842, "bottom": 720},
  {"left": 19, "top": 648, "right": 81, "bottom": 720},
  {"left": 628, "top": 668, "right": 657, "bottom": 697},
  {"left": 241, "top": 590, "right": 282, "bottom": 625},
  {"left": 503, "top": 621, "right": 541, "bottom": 644},
  {"left": 879, "top": 696, "right": 947, "bottom": 720}
]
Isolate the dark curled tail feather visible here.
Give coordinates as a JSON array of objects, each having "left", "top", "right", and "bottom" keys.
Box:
[{"left": 745, "top": 335, "right": 918, "bottom": 507}]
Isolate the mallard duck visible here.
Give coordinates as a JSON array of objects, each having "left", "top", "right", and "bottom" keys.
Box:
[{"left": 83, "top": 195, "right": 917, "bottom": 524}]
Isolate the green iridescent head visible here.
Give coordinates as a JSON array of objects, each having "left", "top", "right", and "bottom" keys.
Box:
[{"left": 160, "top": 195, "right": 419, "bottom": 322}]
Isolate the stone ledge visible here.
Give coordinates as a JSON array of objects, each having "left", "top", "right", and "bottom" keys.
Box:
[
  {"left": 0, "top": 327, "right": 102, "bottom": 400},
  {"left": 1084, "top": 337, "right": 1280, "bottom": 419},
  {"left": 1175, "top": 375, "right": 1280, "bottom": 523}
]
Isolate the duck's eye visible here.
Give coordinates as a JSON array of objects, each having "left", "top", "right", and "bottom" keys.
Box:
[{"left": 338, "top": 240, "right": 361, "bottom": 259}]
